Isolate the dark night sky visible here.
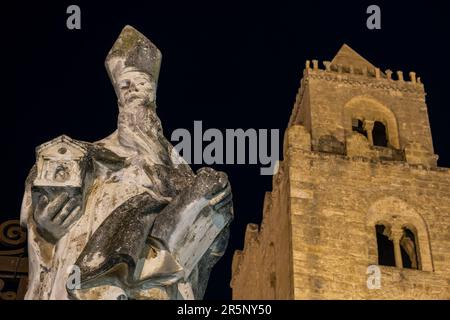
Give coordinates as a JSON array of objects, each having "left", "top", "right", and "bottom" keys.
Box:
[{"left": 7, "top": 1, "right": 450, "bottom": 299}]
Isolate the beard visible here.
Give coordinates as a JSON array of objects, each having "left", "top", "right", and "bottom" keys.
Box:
[
  {"left": 117, "top": 101, "right": 171, "bottom": 165},
  {"left": 120, "top": 101, "right": 161, "bottom": 136}
]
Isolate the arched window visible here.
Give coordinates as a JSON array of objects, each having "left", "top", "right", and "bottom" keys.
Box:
[
  {"left": 344, "top": 96, "right": 400, "bottom": 149},
  {"left": 400, "top": 227, "right": 420, "bottom": 270},
  {"left": 372, "top": 121, "right": 388, "bottom": 147},
  {"left": 367, "top": 197, "right": 433, "bottom": 272},
  {"left": 375, "top": 224, "right": 396, "bottom": 267}
]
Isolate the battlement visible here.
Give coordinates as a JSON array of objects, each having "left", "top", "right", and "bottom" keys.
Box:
[{"left": 304, "top": 59, "right": 423, "bottom": 86}]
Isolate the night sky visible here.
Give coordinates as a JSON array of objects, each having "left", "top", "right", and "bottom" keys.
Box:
[{"left": 8, "top": 1, "right": 450, "bottom": 299}]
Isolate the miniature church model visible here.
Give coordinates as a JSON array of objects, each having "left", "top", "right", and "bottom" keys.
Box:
[{"left": 33, "top": 135, "right": 89, "bottom": 196}]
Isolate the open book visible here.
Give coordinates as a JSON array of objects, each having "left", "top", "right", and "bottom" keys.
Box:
[{"left": 70, "top": 184, "right": 232, "bottom": 297}]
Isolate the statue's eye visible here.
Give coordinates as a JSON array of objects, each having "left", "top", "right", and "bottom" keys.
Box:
[{"left": 119, "top": 80, "right": 130, "bottom": 89}]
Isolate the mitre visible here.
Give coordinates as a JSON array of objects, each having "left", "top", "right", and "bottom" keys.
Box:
[{"left": 105, "top": 25, "right": 162, "bottom": 97}]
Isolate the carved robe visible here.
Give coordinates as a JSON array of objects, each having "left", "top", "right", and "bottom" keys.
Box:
[{"left": 21, "top": 130, "right": 229, "bottom": 299}]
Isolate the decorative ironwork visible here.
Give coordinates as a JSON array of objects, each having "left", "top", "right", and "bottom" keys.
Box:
[
  {"left": 0, "top": 220, "right": 26, "bottom": 254},
  {"left": 0, "top": 219, "right": 28, "bottom": 300}
]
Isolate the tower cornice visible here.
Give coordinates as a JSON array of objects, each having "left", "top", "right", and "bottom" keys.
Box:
[{"left": 304, "top": 67, "right": 425, "bottom": 96}]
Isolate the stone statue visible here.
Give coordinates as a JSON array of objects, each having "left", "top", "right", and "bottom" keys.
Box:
[{"left": 20, "top": 25, "right": 233, "bottom": 300}]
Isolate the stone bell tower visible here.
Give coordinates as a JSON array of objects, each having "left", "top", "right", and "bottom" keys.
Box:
[{"left": 231, "top": 44, "right": 450, "bottom": 299}]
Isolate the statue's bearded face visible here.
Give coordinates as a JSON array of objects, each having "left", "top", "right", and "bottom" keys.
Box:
[
  {"left": 116, "top": 69, "right": 163, "bottom": 145},
  {"left": 117, "top": 70, "right": 155, "bottom": 108}
]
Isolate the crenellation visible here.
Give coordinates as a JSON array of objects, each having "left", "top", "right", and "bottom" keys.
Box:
[
  {"left": 305, "top": 60, "right": 311, "bottom": 70},
  {"left": 386, "top": 69, "right": 393, "bottom": 80},
  {"left": 312, "top": 59, "right": 319, "bottom": 70},
  {"left": 243, "top": 223, "right": 260, "bottom": 250},
  {"left": 306, "top": 60, "right": 422, "bottom": 88}
]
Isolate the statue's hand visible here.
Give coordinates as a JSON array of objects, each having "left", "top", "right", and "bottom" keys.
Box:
[
  {"left": 33, "top": 192, "right": 82, "bottom": 242},
  {"left": 195, "top": 167, "right": 233, "bottom": 216}
]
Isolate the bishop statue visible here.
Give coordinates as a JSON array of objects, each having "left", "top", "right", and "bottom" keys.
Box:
[{"left": 20, "top": 25, "right": 233, "bottom": 300}]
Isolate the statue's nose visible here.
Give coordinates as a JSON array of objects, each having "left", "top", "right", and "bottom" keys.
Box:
[{"left": 128, "top": 83, "right": 139, "bottom": 92}]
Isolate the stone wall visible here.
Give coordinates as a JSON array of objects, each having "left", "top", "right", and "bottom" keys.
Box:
[
  {"left": 288, "top": 125, "right": 450, "bottom": 299},
  {"left": 232, "top": 124, "right": 450, "bottom": 299},
  {"left": 231, "top": 162, "right": 294, "bottom": 299}
]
